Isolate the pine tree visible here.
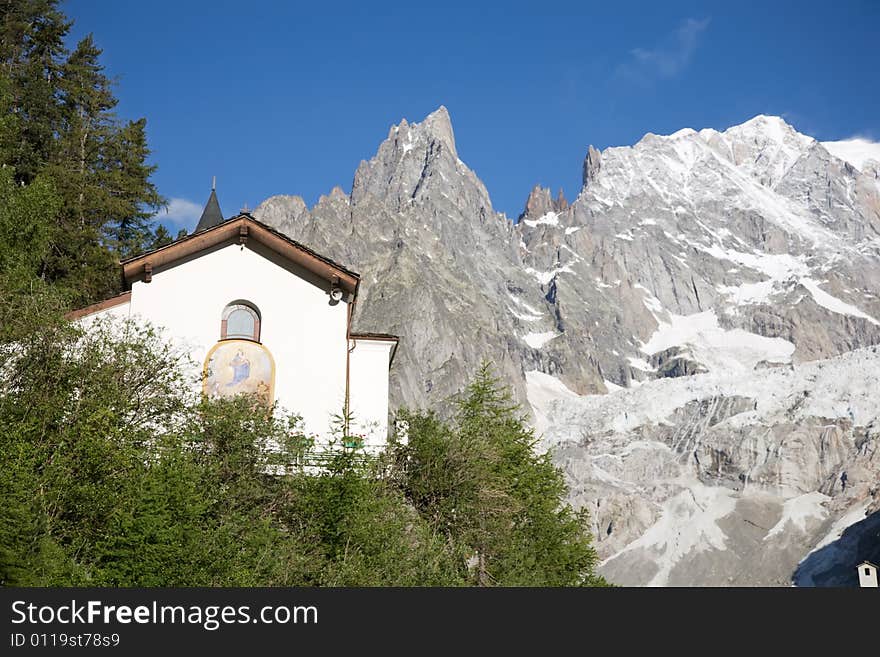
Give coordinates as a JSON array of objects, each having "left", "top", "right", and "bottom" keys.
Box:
[
  {"left": 102, "top": 118, "right": 164, "bottom": 258},
  {"left": 395, "top": 363, "right": 606, "bottom": 586},
  {"left": 1, "top": 2, "right": 166, "bottom": 305},
  {"left": 54, "top": 34, "right": 116, "bottom": 228},
  {"left": 0, "top": 0, "right": 69, "bottom": 182}
]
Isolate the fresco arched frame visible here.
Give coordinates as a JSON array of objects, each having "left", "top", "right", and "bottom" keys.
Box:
[{"left": 202, "top": 339, "right": 276, "bottom": 405}]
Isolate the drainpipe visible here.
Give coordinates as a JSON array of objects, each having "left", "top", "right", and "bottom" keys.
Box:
[{"left": 344, "top": 296, "right": 356, "bottom": 438}]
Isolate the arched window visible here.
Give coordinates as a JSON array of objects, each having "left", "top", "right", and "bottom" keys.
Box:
[{"left": 221, "top": 301, "right": 261, "bottom": 342}]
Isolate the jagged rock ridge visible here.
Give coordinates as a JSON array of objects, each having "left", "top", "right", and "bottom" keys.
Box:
[{"left": 255, "top": 108, "right": 880, "bottom": 585}]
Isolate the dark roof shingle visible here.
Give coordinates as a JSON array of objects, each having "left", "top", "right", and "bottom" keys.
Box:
[{"left": 195, "top": 189, "right": 224, "bottom": 232}]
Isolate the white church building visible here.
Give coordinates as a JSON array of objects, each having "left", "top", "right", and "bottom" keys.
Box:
[{"left": 68, "top": 188, "right": 398, "bottom": 452}]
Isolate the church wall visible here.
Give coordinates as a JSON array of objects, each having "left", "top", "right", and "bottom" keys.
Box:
[
  {"left": 76, "top": 301, "right": 132, "bottom": 329},
  {"left": 348, "top": 339, "right": 394, "bottom": 448},
  {"left": 128, "top": 242, "right": 350, "bottom": 440}
]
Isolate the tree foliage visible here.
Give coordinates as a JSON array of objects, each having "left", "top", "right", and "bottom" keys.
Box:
[
  {"left": 0, "top": 297, "right": 446, "bottom": 586},
  {"left": 393, "top": 363, "right": 605, "bottom": 586},
  {"left": 1, "top": 0, "right": 166, "bottom": 306},
  {"left": 0, "top": 1, "right": 605, "bottom": 588},
  {"left": 0, "top": 304, "right": 603, "bottom": 586}
]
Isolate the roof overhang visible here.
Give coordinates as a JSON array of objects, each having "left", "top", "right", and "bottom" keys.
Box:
[
  {"left": 349, "top": 332, "right": 400, "bottom": 366},
  {"left": 65, "top": 291, "right": 131, "bottom": 321},
  {"left": 121, "top": 214, "right": 360, "bottom": 296}
]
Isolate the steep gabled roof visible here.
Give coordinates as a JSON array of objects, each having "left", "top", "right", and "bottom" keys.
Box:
[{"left": 121, "top": 213, "right": 360, "bottom": 296}]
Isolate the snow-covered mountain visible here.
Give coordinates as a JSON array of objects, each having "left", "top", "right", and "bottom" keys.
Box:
[
  {"left": 255, "top": 109, "right": 880, "bottom": 586},
  {"left": 822, "top": 137, "right": 880, "bottom": 172},
  {"left": 535, "top": 347, "right": 880, "bottom": 586}
]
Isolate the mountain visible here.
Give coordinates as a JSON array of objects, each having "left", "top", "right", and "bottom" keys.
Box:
[
  {"left": 535, "top": 346, "right": 880, "bottom": 586},
  {"left": 256, "top": 107, "right": 606, "bottom": 411},
  {"left": 822, "top": 137, "right": 880, "bottom": 172},
  {"left": 255, "top": 109, "right": 880, "bottom": 586}
]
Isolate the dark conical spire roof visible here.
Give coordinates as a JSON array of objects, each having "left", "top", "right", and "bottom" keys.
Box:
[{"left": 195, "top": 180, "right": 224, "bottom": 232}]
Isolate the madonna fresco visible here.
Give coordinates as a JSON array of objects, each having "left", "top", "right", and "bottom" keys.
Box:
[{"left": 203, "top": 340, "right": 275, "bottom": 404}]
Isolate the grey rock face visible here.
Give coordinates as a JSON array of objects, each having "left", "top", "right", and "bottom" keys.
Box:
[
  {"left": 518, "top": 185, "right": 568, "bottom": 223},
  {"left": 255, "top": 108, "right": 880, "bottom": 584},
  {"left": 582, "top": 145, "right": 602, "bottom": 186},
  {"left": 794, "top": 509, "right": 880, "bottom": 587},
  {"left": 539, "top": 347, "right": 880, "bottom": 586},
  {"left": 257, "top": 107, "right": 585, "bottom": 411},
  {"left": 516, "top": 115, "right": 880, "bottom": 389}
]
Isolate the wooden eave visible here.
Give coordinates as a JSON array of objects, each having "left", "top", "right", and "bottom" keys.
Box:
[
  {"left": 121, "top": 214, "right": 360, "bottom": 295},
  {"left": 65, "top": 291, "right": 131, "bottom": 321},
  {"left": 349, "top": 332, "right": 399, "bottom": 342}
]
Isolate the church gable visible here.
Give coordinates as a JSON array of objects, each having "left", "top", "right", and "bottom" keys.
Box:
[
  {"left": 121, "top": 213, "right": 360, "bottom": 300},
  {"left": 128, "top": 238, "right": 352, "bottom": 355},
  {"left": 67, "top": 195, "right": 397, "bottom": 450}
]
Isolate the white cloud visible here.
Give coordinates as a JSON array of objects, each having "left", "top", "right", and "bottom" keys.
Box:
[
  {"left": 154, "top": 197, "right": 202, "bottom": 230},
  {"left": 617, "top": 18, "right": 710, "bottom": 83}
]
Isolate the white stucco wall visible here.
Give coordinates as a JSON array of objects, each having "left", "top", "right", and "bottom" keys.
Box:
[
  {"left": 858, "top": 564, "right": 878, "bottom": 588},
  {"left": 348, "top": 338, "right": 395, "bottom": 448},
  {"left": 127, "top": 241, "right": 351, "bottom": 441},
  {"left": 76, "top": 300, "right": 132, "bottom": 328}
]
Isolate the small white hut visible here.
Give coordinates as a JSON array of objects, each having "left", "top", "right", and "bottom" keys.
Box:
[{"left": 857, "top": 561, "right": 878, "bottom": 588}]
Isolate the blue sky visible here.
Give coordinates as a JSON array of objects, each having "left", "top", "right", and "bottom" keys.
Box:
[{"left": 66, "top": 0, "right": 879, "bottom": 229}]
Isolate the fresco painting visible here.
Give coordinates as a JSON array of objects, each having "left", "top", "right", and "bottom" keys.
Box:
[{"left": 204, "top": 340, "right": 275, "bottom": 404}]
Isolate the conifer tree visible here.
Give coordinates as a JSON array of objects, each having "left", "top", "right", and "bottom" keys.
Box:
[
  {"left": 395, "top": 363, "right": 606, "bottom": 586},
  {"left": 102, "top": 118, "right": 164, "bottom": 258},
  {"left": 0, "top": 0, "right": 69, "bottom": 182},
  {"left": 1, "top": 1, "right": 165, "bottom": 305}
]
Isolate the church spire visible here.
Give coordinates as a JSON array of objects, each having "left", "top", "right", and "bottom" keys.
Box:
[{"left": 195, "top": 178, "right": 224, "bottom": 232}]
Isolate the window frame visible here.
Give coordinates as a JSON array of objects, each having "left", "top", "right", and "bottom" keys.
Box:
[{"left": 220, "top": 301, "right": 261, "bottom": 342}]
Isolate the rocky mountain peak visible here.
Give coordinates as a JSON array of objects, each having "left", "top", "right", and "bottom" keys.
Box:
[
  {"left": 729, "top": 113, "right": 802, "bottom": 138},
  {"left": 555, "top": 188, "right": 569, "bottom": 211},
  {"left": 252, "top": 194, "right": 309, "bottom": 226},
  {"left": 380, "top": 106, "right": 457, "bottom": 160},
  {"left": 420, "top": 105, "right": 457, "bottom": 158},
  {"left": 325, "top": 185, "right": 349, "bottom": 203},
  {"left": 582, "top": 145, "right": 602, "bottom": 186},
  {"left": 387, "top": 117, "right": 409, "bottom": 140},
  {"left": 254, "top": 108, "right": 880, "bottom": 587},
  {"left": 350, "top": 106, "right": 491, "bottom": 215},
  {"left": 719, "top": 115, "right": 815, "bottom": 187},
  {"left": 519, "top": 184, "right": 568, "bottom": 223}
]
